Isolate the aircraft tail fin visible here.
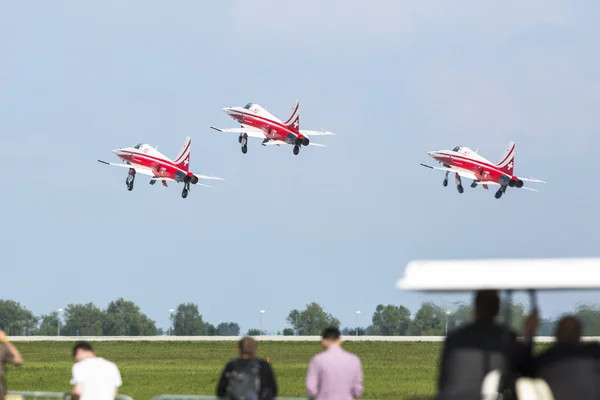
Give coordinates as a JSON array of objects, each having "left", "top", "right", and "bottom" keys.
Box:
[
  {"left": 283, "top": 100, "right": 300, "bottom": 133},
  {"left": 173, "top": 136, "right": 191, "bottom": 172},
  {"left": 496, "top": 141, "right": 515, "bottom": 175}
]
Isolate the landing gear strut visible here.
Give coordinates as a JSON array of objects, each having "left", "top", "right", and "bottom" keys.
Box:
[
  {"left": 455, "top": 173, "right": 463, "bottom": 193},
  {"left": 182, "top": 181, "right": 190, "bottom": 198},
  {"left": 239, "top": 133, "right": 248, "bottom": 154},
  {"left": 495, "top": 185, "right": 507, "bottom": 199},
  {"left": 126, "top": 168, "right": 135, "bottom": 191}
]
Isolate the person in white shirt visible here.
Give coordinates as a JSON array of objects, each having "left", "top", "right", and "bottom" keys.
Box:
[{"left": 70, "top": 341, "right": 122, "bottom": 400}]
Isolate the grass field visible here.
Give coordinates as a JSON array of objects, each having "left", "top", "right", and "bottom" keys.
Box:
[{"left": 5, "top": 341, "right": 553, "bottom": 400}]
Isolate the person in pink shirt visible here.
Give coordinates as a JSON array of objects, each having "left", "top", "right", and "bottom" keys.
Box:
[{"left": 305, "top": 327, "right": 363, "bottom": 400}]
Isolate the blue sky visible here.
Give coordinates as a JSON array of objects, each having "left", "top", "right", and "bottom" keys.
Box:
[{"left": 1, "top": 1, "right": 599, "bottom": 335}]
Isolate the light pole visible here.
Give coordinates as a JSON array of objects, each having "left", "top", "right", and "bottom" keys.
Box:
[
  {"left": 445, "top": 310, "right": 451, "bottom": 335},
  {"left": 168, "top": 309, "right": 175, "bottom": 336},
  {"left": 355, "top": 311, "right": 361, "bottom": 336},
  {"left": 260, "top": 310, "right": 265, "bottom": 335},
  {"left": 57, "top": 308, "right": 63, "bottom": 336}
]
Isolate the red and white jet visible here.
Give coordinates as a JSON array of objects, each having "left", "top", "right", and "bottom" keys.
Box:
[
  {"left": 421, "top": 141, "right": 545, "bottom": 199},
  {"left": 209, "top": 100, "right": 335, "bottom": 155},
  {"left": 98, "top": 136, "right": 224, "bottom": 199}
]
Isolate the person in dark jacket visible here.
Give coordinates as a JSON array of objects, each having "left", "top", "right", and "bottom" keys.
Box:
[
  {"left": 216, "top": 336, "right": 277, "bottom": 400},
  {"left": 534, "top": 315, "right": 600, "bottom": 400},
  {"left": 437, "top": 290, "right": 538, "bottom": 399}
]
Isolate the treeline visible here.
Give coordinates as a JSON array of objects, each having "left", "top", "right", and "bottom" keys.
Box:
[{"left": 2, "top": 299, "right": 600, "bottom": 336}]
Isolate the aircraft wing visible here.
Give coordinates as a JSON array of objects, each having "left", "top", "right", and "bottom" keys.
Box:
[
  {"left": 209, "top": 126, "right": 266, "bottom": 139},
  {"left": 300, "top": 129, "right": 336, "bottom": 136},
  {"left": 420, "top": 163, "right": 477, "bottom": 180},
  {"left": 98, "top": 160, "right": 156, "bottom": 177}
]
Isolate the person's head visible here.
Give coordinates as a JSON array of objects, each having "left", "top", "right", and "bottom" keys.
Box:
[
  {"left": 72, "top": 341, "right": 95, "bottom": 362},
  {"left": 473, "top": 290, "right": 500, "bottom": 321},
  {"left": 237, "top": 336, "right": 257, "bottom": 359},
  {"left": 555, "top": 315, "right": 581, "bottom": 344},
  {"left": 320, "top": 327, "right": 342, "bottom": 349}
]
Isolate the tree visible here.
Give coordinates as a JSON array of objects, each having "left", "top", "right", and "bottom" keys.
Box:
[
  {"left": 345, "top": 327, "right": 366, "bottom": 336},
  {"left": 499, "top": 302, "right": 527, "bottom": 333},
  {"left": 217, "top": 322, "right": 240, "bottom": 336},
  {"left": 63, "top": 303, "right": 105, "bottom": 336},
  {"left": 38, "top": 311, "right": 64, "bottom": 336},
  {"left": 410, "top": 302, "right": 444, "bottom": 335},
  {"left": 247, "top": 328, "right": 262, "bottom": 336},
  {"left": 365, "top": 325, "right": 378, "bottom": 335},
  {"left": 575, "top": 303, "right": 600, "bottom": 335},
  {"left": 203, "top": 323, "right": 218, "bottom": 336},
  {"left": 538, "top": 317, "right": 558, "bottom": 336},
  {"left": 286, "top": 302, "right": 340, "bottom": 335},
  {"left": 283, "top": 328, "right": 294, "bottom": 336},
  {"left": 171, "top": 303, "right": 205, "bottom": 335},
  {"left": 0, "top": 300, "right": 37, "bottom": 336},
  {"left": 371, "top": 304, "right": 411, "bottom": 335},
  {"left": 102, "top": 298, "right": 157, "bottom": 336}
]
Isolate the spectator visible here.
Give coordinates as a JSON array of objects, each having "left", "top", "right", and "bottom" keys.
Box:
[
  {"left": 305, "top": 327, "right": 363, "bottom": 400},
  {"left": 0, "top": 329, "right": 23, "bottom": 400},
  {"left": 534, "top": 315, "right": 600, "bottom": 400},
  {"left": 216, "top": 336, "right": 277, "bottom": 400},
  {"left": 70, "top": 341, "right": 122, "bottom": 400},
  {"left": 437, "top": 290, "right": 538, "bottom": 399}
]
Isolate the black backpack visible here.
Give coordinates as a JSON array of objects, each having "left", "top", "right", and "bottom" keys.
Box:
[{"left": 227, "top": 358, "right": 261, "bottom": 400}]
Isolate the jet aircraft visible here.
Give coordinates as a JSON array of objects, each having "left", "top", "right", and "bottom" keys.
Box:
[
  {"left": 210, "top": 100, "right": 335, "bottom": 155},
  {"left": 420, "top": 141, "right": 545, "bottom": 199},
  {"left": 98, "top": 136, "right": 224, "bottom": 199}
]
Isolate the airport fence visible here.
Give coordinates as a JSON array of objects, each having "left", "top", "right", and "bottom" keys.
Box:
[{"left": 6, "top": 391, "right": 134, "bottom": 400}]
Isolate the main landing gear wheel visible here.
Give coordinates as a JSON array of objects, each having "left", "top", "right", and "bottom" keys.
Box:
[
  {"left": 495, "top": 189, "right": 503, "bottom": 199},
  {"left": 293, "top": 145, "right": 300, "bottom": 155},
  {"left": 240, "top": 133, "right": 248, "bottom": 154},
  {"left": 471, "top": 181, "right": 478, "bottom": 188},
  {"left": 443, "top": 179, "right": 448, "bottom": 187},
  {"left": 182, "top": 181, "right": 190, "bottom": 198},
  {"left": 126, "top": 168, "right": 135, "bottom": 191},
  {"left": 455, "top": 173, "right": 463, "bottom": 193}
]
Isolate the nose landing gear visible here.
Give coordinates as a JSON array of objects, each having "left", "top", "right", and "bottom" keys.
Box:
[
  {"left": 126, "top": 168, "right": 136, "bottom": 191},
  {"left": 239, "top": 133, "right": 248, "bottom": 154}
]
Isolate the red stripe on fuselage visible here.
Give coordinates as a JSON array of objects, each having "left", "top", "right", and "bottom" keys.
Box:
[
  {"left": 229, "top": 110, "right": 303, "bottom": 139},
  {"left": 434, "top": 152, "right": 516, "bottom": 181},
  {"left": 116, "top": 150, "right": 190, "bottom": 178}
]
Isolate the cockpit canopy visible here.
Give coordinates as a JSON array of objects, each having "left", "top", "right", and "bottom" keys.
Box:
[
  {"left": 452, "top": 146, "right": 462, "bottom": 152},
  {"left": 243, "top": 103, "right": 254, "bottom": 110},
  {"left": 133, "top": 143, "right": 145, "bottom": 149}
]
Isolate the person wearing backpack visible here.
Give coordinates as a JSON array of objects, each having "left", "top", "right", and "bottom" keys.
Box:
[{"left": 216, "top": 336, "right": 278, "bottom": 400}]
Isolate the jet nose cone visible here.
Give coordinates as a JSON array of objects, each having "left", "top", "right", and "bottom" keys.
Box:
[
  {"left": 112, "top": 149, "right": 118, "bottom": 154},
  {"left": 426, "top": 151, "right": 435, "bottom": 157},
  {"left": 222, "top": 107, "right": 232, "bottom": 113}
]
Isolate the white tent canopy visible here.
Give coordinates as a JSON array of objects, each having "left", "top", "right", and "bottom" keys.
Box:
[{"left": 396, "top": 258, "right": 600, "bottom": 292}]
